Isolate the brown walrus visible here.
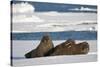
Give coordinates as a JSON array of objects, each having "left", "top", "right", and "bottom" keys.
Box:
[
  {"left": 45, "top": 39, "right": 76, "bottom": 56},
  {"left": 47, "top": 39, "right": 89, "bottom": 56},
  {"left": 25, "top": 35, "right": 54, "bottom": 58}
]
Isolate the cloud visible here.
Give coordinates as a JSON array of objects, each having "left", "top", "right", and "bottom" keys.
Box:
[
  {"left": 69, "top": 7, "right": 97, "bottom": 11},
  {"left": 12, "top": 2, "right": 45, "bottom": 23},
  {"left": 12, "top": 2, "right": 35, "bottom": 14},
  {"left": 13, "top": 14, "right": 44, "bottom": 23}
]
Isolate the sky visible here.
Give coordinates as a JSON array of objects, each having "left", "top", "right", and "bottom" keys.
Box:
[
  {"left": 11, "top": 0, "right": 97, "bottom": 5},
  {"left": 11, "top": 0, "right": 97, "bottom": 23},
  {"left": 11, "top": 1, "right": 97, "bottom": 12}
]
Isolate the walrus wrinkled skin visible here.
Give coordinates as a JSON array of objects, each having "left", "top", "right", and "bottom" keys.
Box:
[
  {"left": 25, "top": 35, "right": 54, "bottom": 58},
  {"left": 47, "top": 39, "right": 89, "bottom": 56}
]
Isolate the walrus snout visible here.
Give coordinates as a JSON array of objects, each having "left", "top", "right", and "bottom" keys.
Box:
[
  {"left": 80, "top": 42, "right": 89, "bottom": 54},
  {"left": 75, "top": 42, "right": 89, "bottom": 54}
]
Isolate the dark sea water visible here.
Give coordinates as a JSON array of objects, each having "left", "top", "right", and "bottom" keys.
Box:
[{"left": 12, "top": 31, "right": 97, "bottom": 40}]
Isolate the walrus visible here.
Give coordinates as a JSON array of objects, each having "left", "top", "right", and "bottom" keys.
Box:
[
  {"left": 45, "top": 39, "right": 76, "bottom": 56},
  {"left": 25, "top": 35, "right": 54, "bottom": 58},
  {"left": 47, "top": 39, "right": 89, "bottom": 56}
]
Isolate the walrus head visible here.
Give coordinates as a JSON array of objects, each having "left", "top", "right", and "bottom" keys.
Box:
[
  {"left": 75, "top": 42, "right": 89, "bottom": 54},
  {"left": 41, "top": 35, "right": 51, "bottom": 43},
  {"left": 35, "top": 35, "right": 54, "bottom": 57},
  {"left": 38, "top": 35, "right": 54, "bottom": 49}
]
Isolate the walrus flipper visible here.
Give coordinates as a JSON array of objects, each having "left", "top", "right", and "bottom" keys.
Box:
[{"left": 25, "top": 49, "right": 36, "bottom": 58}]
